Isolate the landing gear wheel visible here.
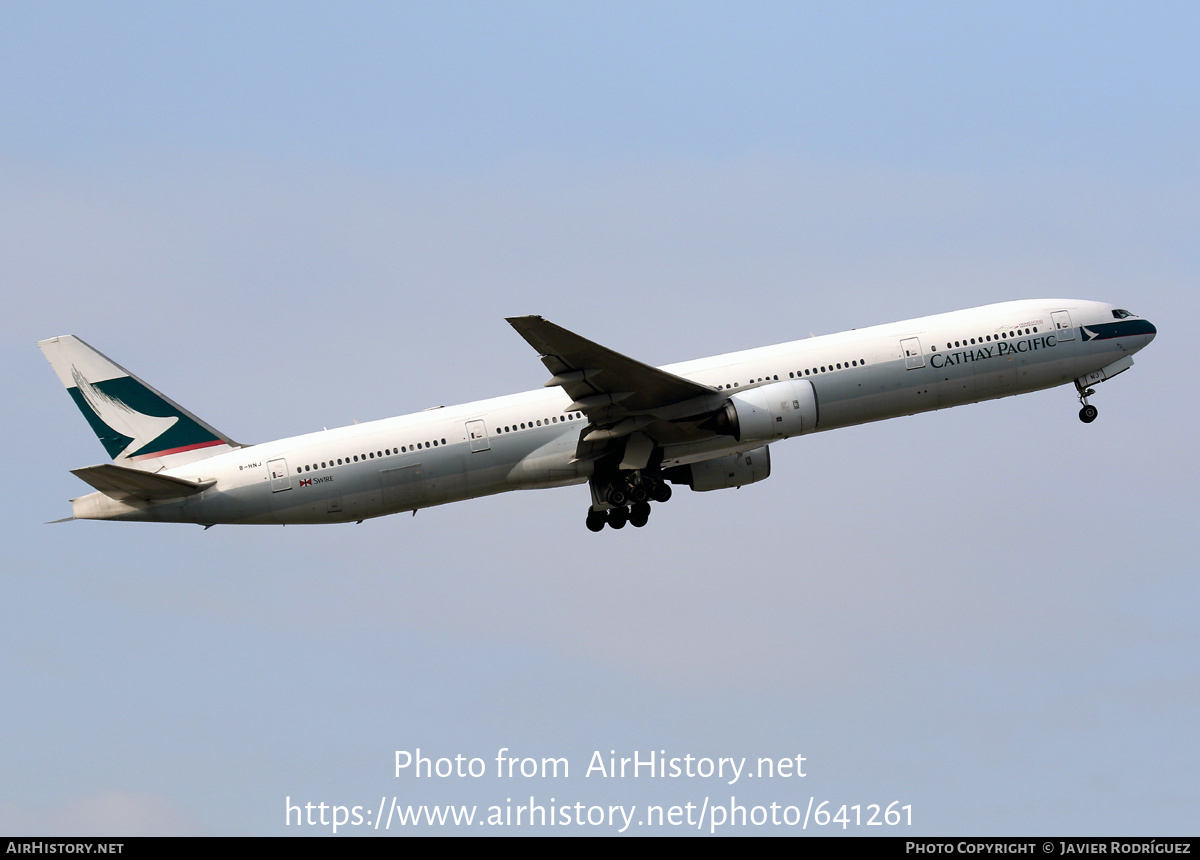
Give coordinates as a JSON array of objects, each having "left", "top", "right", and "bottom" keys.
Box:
[
  {"left": 629, "top": 502, "right": 651, "bottom": 528},
  {"left": 1079, "top": 404, "right": 1098, "bottom": 423},
  {"left": 605, "top": 485, "right": 628, "bottom": 507},
  {"left": 607, "top": 506, "right": 628, "bottom": 529},
  {"left": 586, "top": 509, "right": 607, "bottom": 532},
  {"left": 651, "top": 482, "right": 672, "bottom": 503}
]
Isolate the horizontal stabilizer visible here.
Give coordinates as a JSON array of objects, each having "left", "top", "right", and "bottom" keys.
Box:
[{"left": 71, "top": 463, "right": 214, "bottom": 500}]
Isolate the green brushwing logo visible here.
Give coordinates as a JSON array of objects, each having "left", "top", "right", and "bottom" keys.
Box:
[{"left": 68, "top": 367, "right": 219, "bottom": 460}]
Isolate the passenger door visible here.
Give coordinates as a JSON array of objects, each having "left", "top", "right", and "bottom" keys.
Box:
[
  {"left": 268, "top": 458, "right": 291, "bottom": 492},
  {"left": 901, "top": 337, "right": 925, "bottom": 369},
  {"left": 465, "top": 419, "right": 490, "bottom": 452}
]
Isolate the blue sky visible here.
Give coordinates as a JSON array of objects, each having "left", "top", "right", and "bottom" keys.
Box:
[{"left": 2, "top": 2, "right": 1197, "bottom": 835}]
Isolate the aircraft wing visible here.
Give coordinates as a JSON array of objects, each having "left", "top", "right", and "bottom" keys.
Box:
[{"left": 506, "top": 316, "right": 727, "bottom": 465}]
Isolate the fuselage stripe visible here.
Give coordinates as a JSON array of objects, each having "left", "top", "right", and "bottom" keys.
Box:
[{"left": 129, "top": 439, "right": 226, "bottom": 460}]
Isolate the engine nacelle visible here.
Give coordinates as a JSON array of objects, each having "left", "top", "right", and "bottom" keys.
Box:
[
  {"left": 703, "top": 379, "right": 818, "bottom": 443},
  {"left": 665, "top": 445, "right": 771, "bottom": 492}
]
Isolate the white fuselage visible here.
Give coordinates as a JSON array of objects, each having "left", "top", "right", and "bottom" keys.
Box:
[{"left": 69, "top": 299, "right": 1155, "bottom": 525}]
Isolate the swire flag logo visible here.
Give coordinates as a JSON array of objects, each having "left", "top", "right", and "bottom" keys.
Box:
[{"left": 300, "top": 478, "right": 312, "bottom": 487}]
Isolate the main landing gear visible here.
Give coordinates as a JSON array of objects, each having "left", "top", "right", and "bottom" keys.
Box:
[
  {"left": 585, "top": 472, "right": 673, "bottom": 532},
  {"left": 1075, "top": 379, "right": 1099, "bottom": 424}
]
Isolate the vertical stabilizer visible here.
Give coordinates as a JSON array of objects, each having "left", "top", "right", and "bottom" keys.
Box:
[{"left": 38, "top": 335, "right": 242, "bottom": 470}]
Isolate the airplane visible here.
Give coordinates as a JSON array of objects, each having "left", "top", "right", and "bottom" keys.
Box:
[{"left": 39, "top": 298, "right": 1156, "bottom": 531}]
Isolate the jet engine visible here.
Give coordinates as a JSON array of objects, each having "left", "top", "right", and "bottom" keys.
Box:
[
  {"left": 664, "top": 446, "right": 771, "bottom": 492},
  {"left": 701, "top": 378, "right": 818, "bottom": 443}
]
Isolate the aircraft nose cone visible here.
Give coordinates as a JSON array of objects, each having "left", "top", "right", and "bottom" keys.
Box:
[{"left": 1144, "top": 319, "right": 1157, "bottom": 342}]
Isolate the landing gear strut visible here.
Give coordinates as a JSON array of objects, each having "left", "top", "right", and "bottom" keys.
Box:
[{"left": 1075, "top": 380, "right": 1099, "bottom": 424}]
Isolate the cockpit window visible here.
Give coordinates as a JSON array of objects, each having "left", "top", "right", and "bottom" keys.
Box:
[{"left": 1112, "top": 309, "right": 1136, "bottom": 319}]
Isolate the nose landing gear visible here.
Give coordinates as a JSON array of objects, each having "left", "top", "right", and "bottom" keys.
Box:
[{"left": 1075, "top": 380, "right": 1099, "bottom": 424}]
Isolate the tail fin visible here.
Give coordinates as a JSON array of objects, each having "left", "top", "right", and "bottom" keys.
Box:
[{"left": 38, "top": 335, "right": 243, "bottom": 470}]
